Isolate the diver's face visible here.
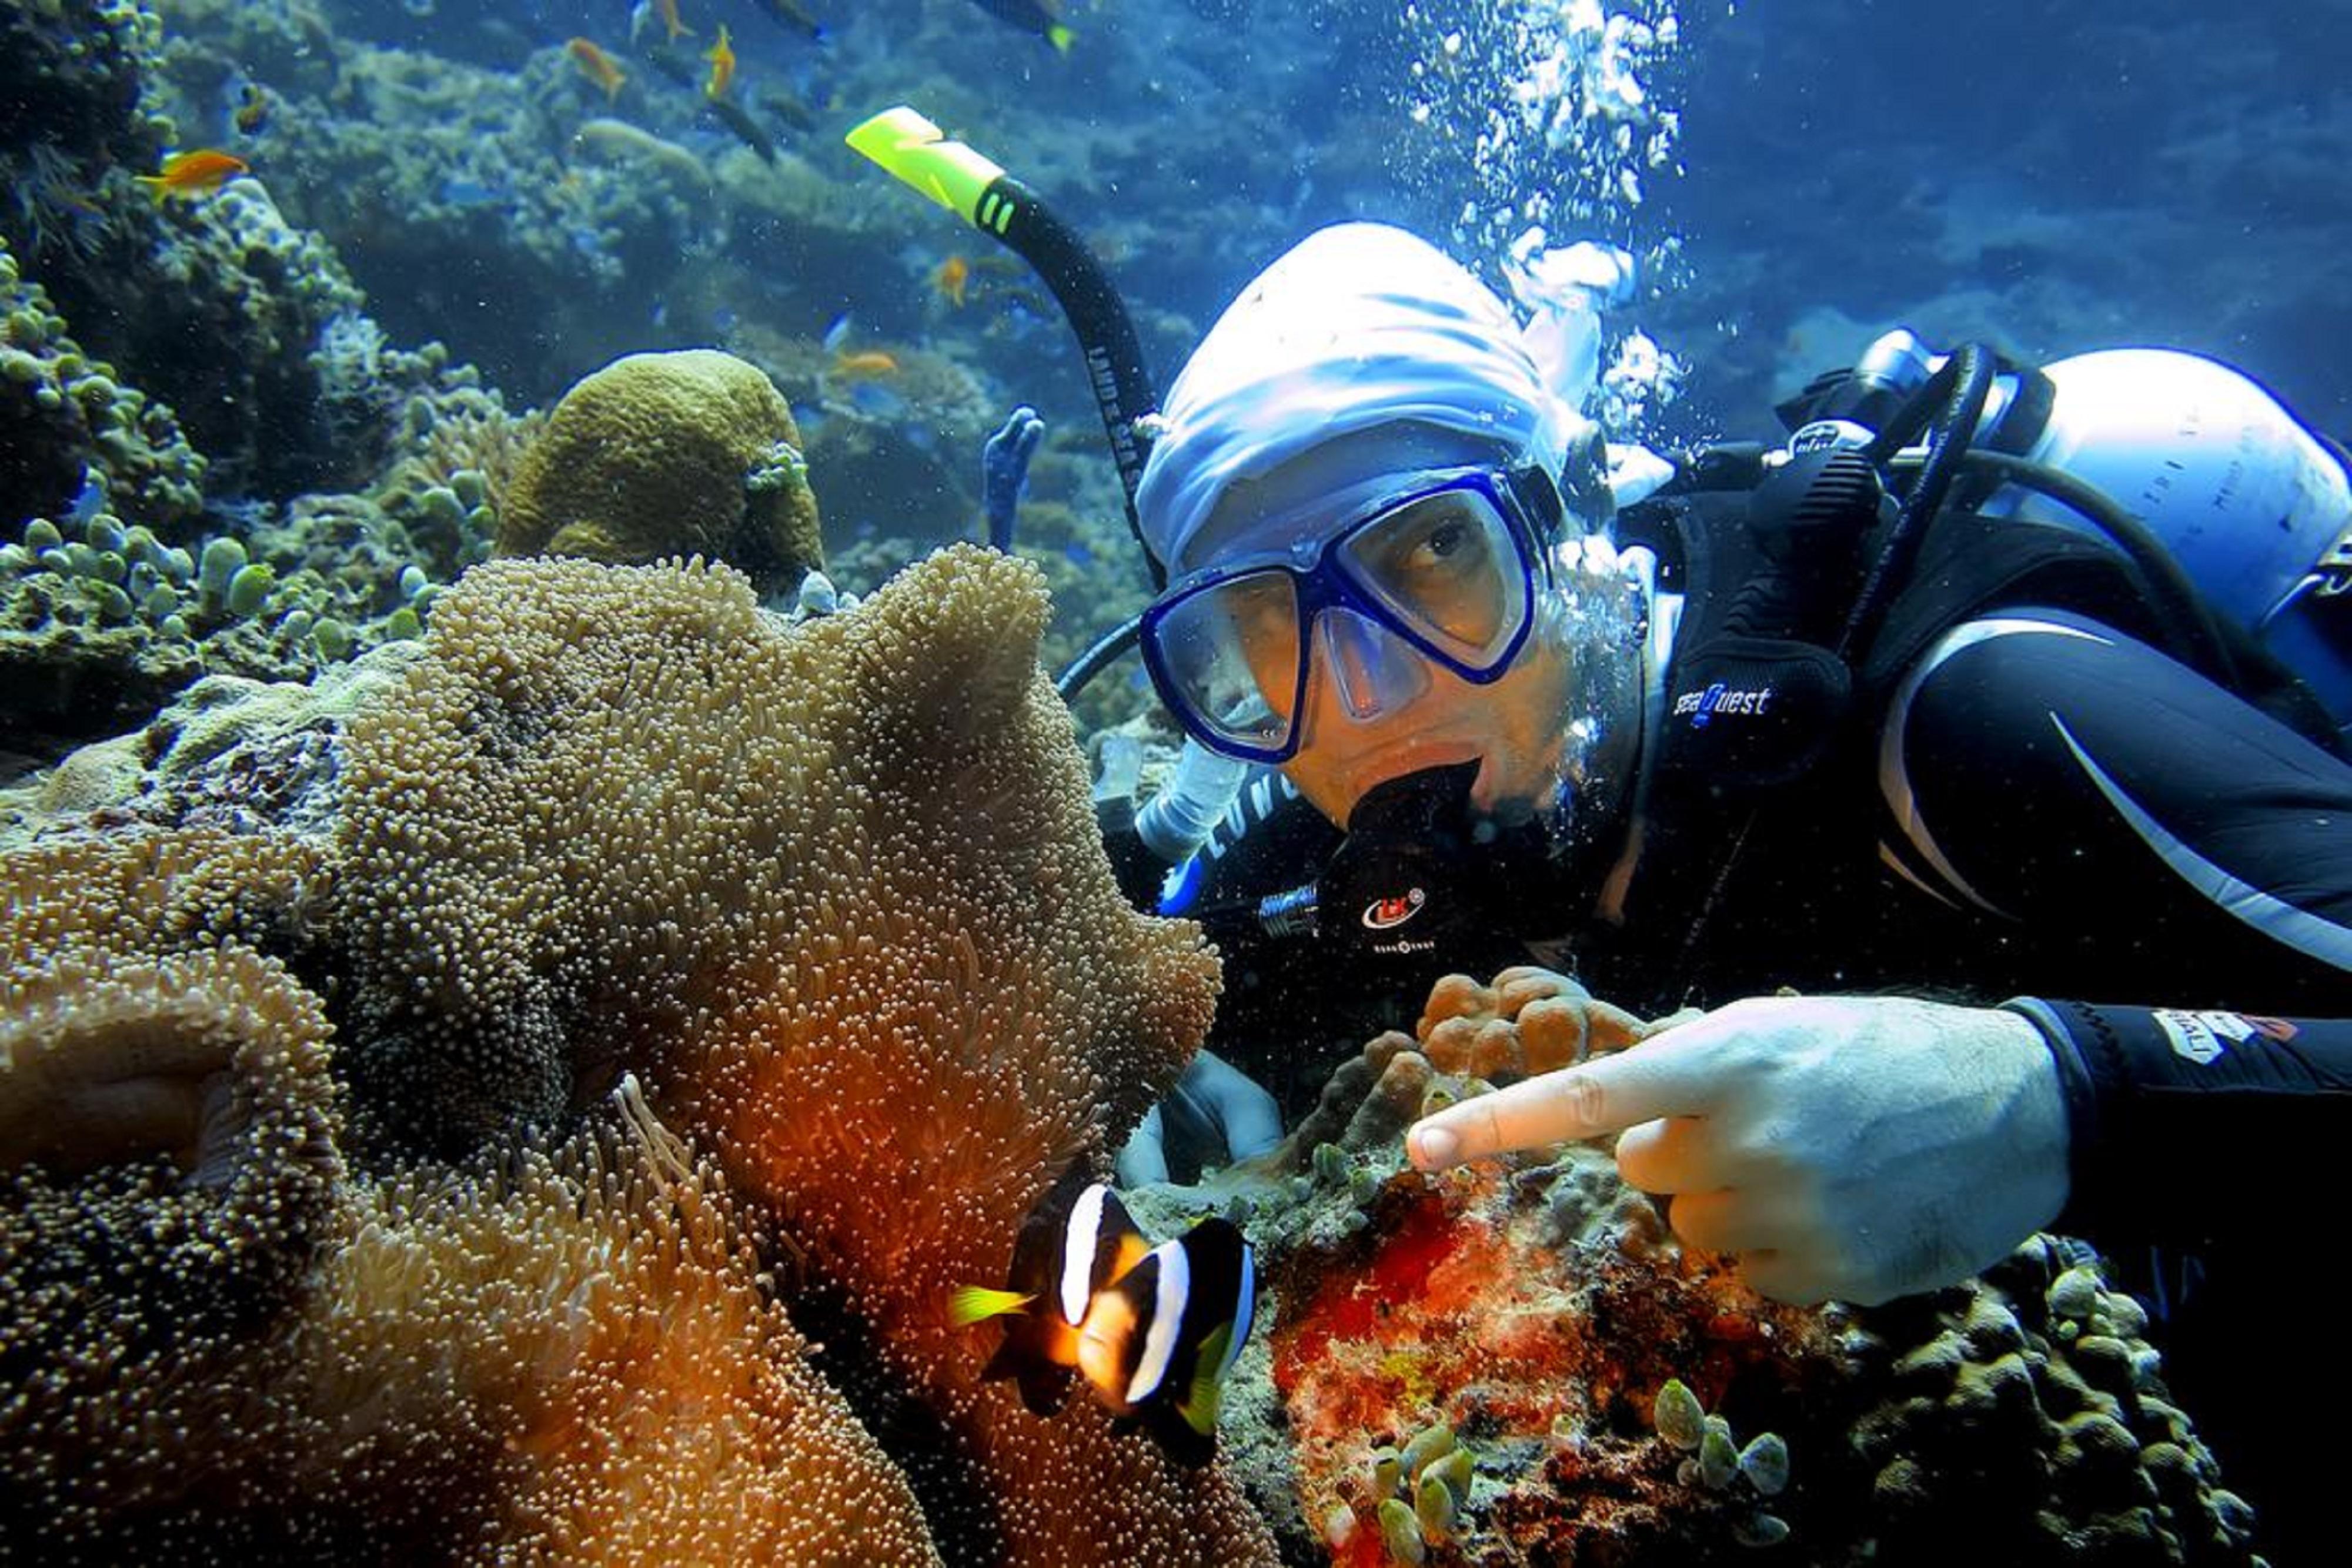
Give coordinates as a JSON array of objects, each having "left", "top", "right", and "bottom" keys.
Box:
[{"left": 1267, "top": 596, "right": 1580, "bottom": 827}]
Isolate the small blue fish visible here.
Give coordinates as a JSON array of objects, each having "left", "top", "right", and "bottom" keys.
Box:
[
  {"left": 438, "top": 176, "right": 504, "bottom": 209},
  {"left": 1063, "top": 541, "right": 1094, "bottom": 568},
  {"left": 820, "top": 310, "right": 854, "bottom": 353},
  {"left": 63, "top": 467, "right": 106, "bottom": 528},
  {"left": 846, "top": 381, "right": 904, "bottom": 419}
]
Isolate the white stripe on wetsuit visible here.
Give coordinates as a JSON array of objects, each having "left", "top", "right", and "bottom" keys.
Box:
[{"left": 1879, "top": 616, "right": 2113, "bottom": 918}]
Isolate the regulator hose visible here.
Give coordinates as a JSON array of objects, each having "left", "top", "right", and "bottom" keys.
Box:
[
  {"left": 1904, "top": 446, "right": 2245, "bottom": 691},
  {"left": 1839, "top": 343, "right": 1996, "bottom": 659},
  {"left": 1054, "top": 612, "right": 1144, "bottom": 703}
]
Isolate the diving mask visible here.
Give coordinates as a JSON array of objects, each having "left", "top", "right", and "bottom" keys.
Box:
[{"left": 1139, "top": 465, "right": 1561, "bottom": 764}]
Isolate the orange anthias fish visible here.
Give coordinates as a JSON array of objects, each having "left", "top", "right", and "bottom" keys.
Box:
[
  {"left": 567, "top": 38, "right": 628, "bottom": 103},
  {"left": 703, "top": 24, "right": 736, "bottom": 99},
  {"left": 659, "top": 0, "right": 693, "bottom": 43},
  {"left": 831, "top": 350, "right": 900, "bottom": 380},
  {"left": 135, "top": 149, "right": 249, "bottom": 200},
  {"left": 933, "top": 253, "right": 970, "bottom": 309}
]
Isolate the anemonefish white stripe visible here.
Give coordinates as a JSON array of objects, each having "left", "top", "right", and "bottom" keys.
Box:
[
  {"left": 1216, "top": 1247, "right": 1255, "bottom": 1384},
  {"left": 1061, "top": 1183, "right": 1109, "bottom": 1326},
  {"left": 1125, "top": 1238, "right": 1189, "bottom": 1406},
  {"left": 2051, "top": 714, "right": 2352, "bottom": 969},
  {"left": 1880, "top": 616, "right": 2112, "bottom": 918}
]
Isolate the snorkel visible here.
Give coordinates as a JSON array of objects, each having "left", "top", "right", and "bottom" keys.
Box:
[
  {"left": 848, "top": 105, "right": 1252, "bottom": 874},
  {"left": 847, "top": 107, "right": 1167, "bottom": 593}
]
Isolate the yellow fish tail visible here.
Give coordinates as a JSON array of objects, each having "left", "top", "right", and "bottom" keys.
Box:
[
  {"left": 949, "top": 1285, "right": 1034, "bottom": 1328},
  {"left": 1177, "top": 1323, "right": 1234, "bottom": 1435}
]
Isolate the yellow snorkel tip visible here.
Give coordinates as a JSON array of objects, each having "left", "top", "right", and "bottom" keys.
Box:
[{"left": 845, "top": 106, "right": 1008, "bottom": 228}]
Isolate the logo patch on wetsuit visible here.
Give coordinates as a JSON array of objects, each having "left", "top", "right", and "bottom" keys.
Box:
[
  {"left": 1360, "top": 887, "right": 1427, "bottom": 931},
  {"left": 2150, "top": 1008, "right": 2277, "bottom": 1065},
  {"left": 1673, "top": 681, "right": 1775, "bottom": 729}
]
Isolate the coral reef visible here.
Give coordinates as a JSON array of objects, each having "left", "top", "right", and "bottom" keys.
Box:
[
  {"left": 0, "top": 0, "right": 545, "bottom": 777},
  {"left": 495, "top": 349, "right": 823, "bottom": 599},
  {"left": 0, "top": 0, "right": 169, "bottom": 268},
  {"left": 0, "top": 236, "right": 205, "bottom": 530},
  {"left": 733, "top": 325, "right": 998, "bottom": 548},
  {"left": 1, "top": 0, "right": 496, "bottom": 517},
  {"left": 0, "top": 641, "right": 423, "bottom": 851},
  {"left": 0, "top": 496, "right": 445, "bottom": 773},
  {"left": 1198, "top": 971, "right": 2264, "bottom": 1566},
  {"left": 1839, "top": 1242, "right": 2261, "bottom": 1566},
  {"left": 3, "top": 546, "right": 1272, "bottom": 1563}
]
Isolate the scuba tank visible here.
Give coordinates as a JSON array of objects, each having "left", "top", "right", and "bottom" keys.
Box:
[
  {"left": 1788, "top": 330, "right": 2352, "bottom": 739},
  {"left": 1983, "top": 348, "right": 2352, "bottom": 737}
]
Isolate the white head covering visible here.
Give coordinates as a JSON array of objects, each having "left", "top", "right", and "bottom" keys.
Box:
[{"left": 1136, "top": 222, "right": 1597, "bottom": 577}]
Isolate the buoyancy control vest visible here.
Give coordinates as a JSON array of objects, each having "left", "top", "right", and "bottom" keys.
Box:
[
  {"left": 1573, "top": 436, "right": 2344, "bottom": 1012},
  {"left": 1146, "top": 341, "right": 2347, "bottom": 1025}
]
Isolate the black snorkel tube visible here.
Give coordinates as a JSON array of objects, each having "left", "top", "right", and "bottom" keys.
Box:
[{"left": 847, "top": 108, "right": 1168, "bottom": 617}]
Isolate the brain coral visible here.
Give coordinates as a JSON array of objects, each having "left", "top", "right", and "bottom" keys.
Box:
[{"left": 495, "top": 349, "right": 823, "bottom": 597}]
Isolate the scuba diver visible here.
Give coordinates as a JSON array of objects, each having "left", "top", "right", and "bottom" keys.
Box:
[
  {"left": 1071, "top": 221, "right": 2352, "bottom": 1549},
  {"left": 850, "top": 113, "right": 2349, "bottom": 1546}
]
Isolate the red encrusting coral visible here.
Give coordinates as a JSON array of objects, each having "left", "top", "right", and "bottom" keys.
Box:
[{"left": 1272, "top": 1156, "right": 1836, "bottom": 1565}]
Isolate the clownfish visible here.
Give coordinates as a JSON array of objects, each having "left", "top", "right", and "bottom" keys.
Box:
[{"left": 951, "top": 1166, "right": 1257, "bottom": 1466}]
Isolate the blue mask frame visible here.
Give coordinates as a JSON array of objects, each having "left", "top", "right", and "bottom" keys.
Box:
[{"left": 1138, "top": 465, "right": 1559, "bottom": 763}]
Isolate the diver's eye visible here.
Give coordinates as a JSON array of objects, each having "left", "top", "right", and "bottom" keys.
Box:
[{"left": 1412, "top": 519, "right": 1469, "bottom": 564}]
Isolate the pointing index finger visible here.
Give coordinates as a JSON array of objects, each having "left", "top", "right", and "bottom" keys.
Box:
[{"left": 1405, "top": 1041, "right": 1718, "bottom": 1169}]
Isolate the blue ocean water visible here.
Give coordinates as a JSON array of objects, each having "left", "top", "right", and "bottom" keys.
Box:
[{"left": 245, "top": 0, "right": 2352, "bottom": 442}]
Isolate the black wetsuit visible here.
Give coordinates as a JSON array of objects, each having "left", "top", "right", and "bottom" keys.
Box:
[{"left": 1124, "top": 538, "right": 2352, "bottom": 1550}]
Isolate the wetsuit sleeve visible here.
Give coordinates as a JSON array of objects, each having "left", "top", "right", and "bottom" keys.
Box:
[
  {"left": 1879, "top": 609, "right": 2352, "bottom": 1245},
  {"left": 2003, "top": 997, "right": 2352, "bottom": 1245}
]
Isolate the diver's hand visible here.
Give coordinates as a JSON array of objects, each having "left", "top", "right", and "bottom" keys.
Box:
[
  {"left": 1115, "top": 1049, "right": 1283, "bottom": 1185},
  {"left": 981, "top": 405, "right": 1045, "bottom": 551},
  {"left": 1405, "top": 995, "right": 2070, "bottom": 1306}
]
